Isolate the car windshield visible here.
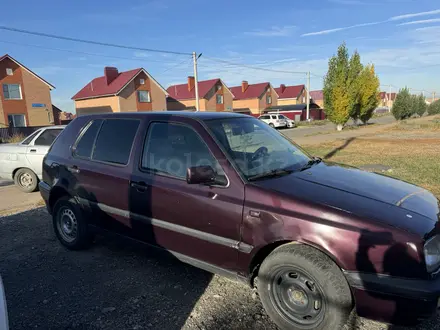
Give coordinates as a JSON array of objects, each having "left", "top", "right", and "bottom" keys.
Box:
[{"left": 205, "top": 117, "right": 310, "bottom": 179}]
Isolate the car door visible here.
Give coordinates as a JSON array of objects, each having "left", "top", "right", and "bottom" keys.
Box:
[
  {"left": 66, "top": 118, "right": 142, "bottom": 230},
  {"left": 26, "top": 128, "right": 63, "bottom": 177},
  {"left": 129, "top": 117, "right": 246, "bottom": 272}
]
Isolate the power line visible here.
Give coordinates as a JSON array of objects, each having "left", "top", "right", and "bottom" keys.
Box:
[
  {"left": 202, "top": 56, "right": 308, "bottom": 75},
  {"left": 0, "top": 25, "right": 192, "bottom": 56},
  {"left": 0, "top": 39, "right": 187, "bottom": 65},
  {"left": 161, "top": 57, "right": 193, "bottom": 74}
]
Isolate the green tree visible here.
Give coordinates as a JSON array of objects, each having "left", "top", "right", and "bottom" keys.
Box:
[
  {"left": 415, "top": 94, "right": 427, "bottom": 117},
  {"left": 358, "top": 64, "right": 380, "bottom": 124},
  {"left": 323, "top": 43, "right": 351, "bottom": 131},
  {"left": 392, "top": 88, "right": 413, "bottom": 120},
  {"left": 428, "top": 99, "right": 440, "bottom": 115},
  {"left": 347, "top": 51, "right": 363, "bottom": 123}
]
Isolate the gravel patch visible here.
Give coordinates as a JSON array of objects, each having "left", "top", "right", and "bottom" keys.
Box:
[{"left": 1, "top": 208, "right": 439, "bottom": 330}]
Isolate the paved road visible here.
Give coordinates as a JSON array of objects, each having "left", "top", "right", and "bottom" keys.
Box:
[
  {"left": 0, "top": 185, "right": 42, "bottom": 216},
  {"left": 282, "top": 115, "right": 396, "bottom": 141},
  {"left": 1, "top": 208, "right": 438, "bottom": 330}
]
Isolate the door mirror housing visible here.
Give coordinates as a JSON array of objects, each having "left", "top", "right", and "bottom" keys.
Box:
[{"left": 186, "top": 165, "right": 216, "bottom": 185}]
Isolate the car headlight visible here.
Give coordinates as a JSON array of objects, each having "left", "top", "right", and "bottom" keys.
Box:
[{"left": 424, "top": 235, "right": 440, "bottom": 273}]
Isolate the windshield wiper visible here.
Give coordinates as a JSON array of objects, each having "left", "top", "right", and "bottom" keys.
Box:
[
  {"left": 248, "top": 168, "right": 294, "bottom": 182},
  {"left": 299, "top": 157, "right": 322, "bottom": 171}
]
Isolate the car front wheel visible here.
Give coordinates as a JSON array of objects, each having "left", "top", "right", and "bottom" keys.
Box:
[
  {"left": 53, "top": 196, "right": 93, "bottom": 250},
  {"left": 257, "top": 244, "right": 353, "bottom": 330}
]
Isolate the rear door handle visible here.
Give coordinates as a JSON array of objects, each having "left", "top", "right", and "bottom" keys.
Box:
[
  {"left": 30, "top": 149, "right": 37, "bottom": 153},
  {"left": 131, "top": 181, "right": 148, "bottom": 193},
  {"left": 67, "top": 165, "right": 80, "bottom": 174}
]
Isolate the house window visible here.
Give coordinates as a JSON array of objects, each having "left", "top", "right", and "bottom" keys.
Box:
[
  {"left": 3, "top": 84, "right": 22, "bottom": 100},
  {"left": 140, "top": 78, "right": 145, "bottom": 85},
  {"left": 6, "top": 68, "right": 13, "bottom": 76},
  {"left": 302, "top": 96, "right": 305, "bottom": 103},
  {"left": 266, "top": 95, "right": 272, "bottom": 104},
  {"left": 8, "top": 114, "right": 26, "bottom": 127},
  {"left": 138, "top": 90, "right": 151, "bottom": 103},
  {"left": 216, "top": 85, "right": 222, "bottom": 91},
  {"left": 216, "top": 94, "right": 223, "bottom": 104}
]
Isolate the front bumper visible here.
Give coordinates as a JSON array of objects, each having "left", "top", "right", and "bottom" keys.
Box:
[
  {"left": 38, "top": 181, "right": 51, "bottom": 212},
  {"left": 345, "top": 271, "right": 440, "bottom": 324}
]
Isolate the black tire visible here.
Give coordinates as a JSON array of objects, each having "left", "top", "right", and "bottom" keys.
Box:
[
  {"left": 257, "top": 244, "right": 352, "bottom": 330},
  {"left": 14, "top": 168, "right": 38, "bottom": 193},
  {"left": 269, "top": 123, "right": 275, "bottom": 128},
  {"left": 52, "top": 196, "right": 93, "bottom": 250}
]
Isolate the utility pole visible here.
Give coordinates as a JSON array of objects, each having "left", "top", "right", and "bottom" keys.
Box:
[
  {"left": 193, "top": 52, "right": 200, "bottom": 112},
  {"left": 388, "top": 84, "right": 392, "bottom": 111},
  {"left": 433, "top": 91, "right": 436, "bottom": 103},
  {"left": 306, "top": 71, "right": 310, "bottom": 121}
]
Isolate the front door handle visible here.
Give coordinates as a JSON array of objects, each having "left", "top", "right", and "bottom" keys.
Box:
[
  {"left": 131, "top": 181, "right": 148, "bottom": 193},
  {"left": 67, "top": 165, "right": 80, "bottom": 174}
]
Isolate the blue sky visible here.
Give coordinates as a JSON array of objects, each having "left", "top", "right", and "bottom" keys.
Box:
[{"left": 2, "top": 0, "right": 440, "bottom": 112}]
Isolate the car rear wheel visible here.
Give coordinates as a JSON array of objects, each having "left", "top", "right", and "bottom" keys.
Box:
[
  {"left": 257, "top": 244, "right": 352, "bottom": 330},
  {"left": 14, "top": 168, "right": 38, "bottom": 193},
  {"left": 53, "top": 196, "right": 93, "bottom": 250},
  {"left": 269, "top": 123, "right": 275, "bottom": 128}
]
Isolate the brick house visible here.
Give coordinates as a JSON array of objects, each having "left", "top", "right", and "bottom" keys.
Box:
[
  {"left": 274, "top": 84, "right": 307, "bottom": 106},
  {"left": 310, "top": 90, "right": 324, "bottom": 108},
  {"left": 379, "top": 91, "right": 397, "bottom": 108},
  {"left": 0, "top": 54, "right": 56, "bottom": 127},
  {"left": 72, "top": 67, "right": 168, "bottom": 116},
  {"left": 230, "top": 81, "right": 278, "bottom": 116},
  {"left": 166, "top": 77, "right": 234, "bottom": 111}
]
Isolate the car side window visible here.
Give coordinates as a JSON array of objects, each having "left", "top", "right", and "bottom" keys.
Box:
[
  {"left": 34, "top": 129, "right": 63, "bottom": 146},
  {"left": 74, "top": 119, "right": 103, "bottom": 159},
  {"left": 92, "top": 119, "right": 140, "bottom": 165},
  {"left": 142, "top": 122, "right": 225, "bottom": 181}
]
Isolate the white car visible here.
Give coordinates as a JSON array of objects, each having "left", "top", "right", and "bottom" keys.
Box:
[
  {"left": 258, "top": 114, "right": 288, "bottom": 128},
  {"left": 277, "top": 114, "right": 296, "bottom": 128},
  {"left": 0, "top": 276, "right": 8, "bottom": 330},
  {"left": 0, "top": 126, "right": 65, "bottom": 192}
]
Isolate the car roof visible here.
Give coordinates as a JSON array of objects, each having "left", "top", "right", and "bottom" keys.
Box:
[{"left": 77, "top": 111, "right": 249, "bottom": 121}]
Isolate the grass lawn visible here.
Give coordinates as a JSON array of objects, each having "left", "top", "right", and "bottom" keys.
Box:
[{"left": 303, "top": 117, "right": 440, "bottom": 198}]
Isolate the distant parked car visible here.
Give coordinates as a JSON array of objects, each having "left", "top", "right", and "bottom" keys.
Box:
[
  {"left": 258, "top": 114, "right": 287, "bottom": 128},
  {"left": 277, "top": 114, "right": 296, "bottom": 128},
  {"left": 0, "top": 276, "right": 8, "bottom": 330},
  {"left": 0, "top": 126, "right": 65, "bottom": 192}
]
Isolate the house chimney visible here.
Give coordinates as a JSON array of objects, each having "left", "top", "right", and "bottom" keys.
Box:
[
  {"left": 104, "top": 67, "right": 119, "bottom": 85},
  {"left": 187, "top": 76, "right": 195, "bottom": 91},
  {"left": 242, "top": 81, "right": 249, "bottom": 93},
  {"left": 280, "top": 84, "right": 286, "bottom": 93}
]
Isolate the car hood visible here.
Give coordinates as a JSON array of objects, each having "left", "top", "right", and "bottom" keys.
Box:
[{"left": 253, "top": 161, "right": 439, "bottom": 233}]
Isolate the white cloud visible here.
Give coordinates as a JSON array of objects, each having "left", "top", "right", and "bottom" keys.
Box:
[
  {"left": 301, "top": 21, "right": 383, "bottom": 36},
  {"left": 397, "top": 18, "right": 440, "bottom": 26},
  {"left": 302, "top": 8, "right": 440, "bottom": 37},
  {"left": 245, "top": 26, "right": 296, "bottom": 37},
  {"left": 133, "top": 51, "right": 151, "bottom": 58},
  {"left": 389, "top": 9, "right": 440, "bottom": 21}
]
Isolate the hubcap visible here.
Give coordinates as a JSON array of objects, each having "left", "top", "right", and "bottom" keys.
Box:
[
  {"left": 19, "top": 173, "right": 33, "bottom": 188},
  {"left": 57, "top": 207, "right": 78, "bottom": 243},
  {"left": 271, "top": 269, "right": 325, "bottom": 327}
]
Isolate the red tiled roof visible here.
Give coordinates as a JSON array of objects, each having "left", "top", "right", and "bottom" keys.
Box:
[
  {"left": 310, "top": 90, "right": 323, "bottom": 100},
  {"left": 72, "top": 68, "right": 142, "bottom": 100},
  {"left": 0, "top": 54, "right": 55, "bottom": 89},
  {"left": 379, "top": 92, "right": 397, "bottom": 101},
  {"left": 167, "top": 78, "right": 220, "bottom": 100},
  {"left": 274, "top": 84, "right": 304, "bottom": 99},
  {"left": 230, "top": 82, "right": 270, "bottom": 100}
]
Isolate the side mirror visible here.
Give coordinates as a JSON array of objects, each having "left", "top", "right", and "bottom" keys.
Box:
[{"left": 186, "top": 165, "right": 216, "bottom": 185}]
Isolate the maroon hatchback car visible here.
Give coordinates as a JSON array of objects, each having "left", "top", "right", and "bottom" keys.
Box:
[{"left": 40, "top": 112, "right": 440, "bottom": 330}]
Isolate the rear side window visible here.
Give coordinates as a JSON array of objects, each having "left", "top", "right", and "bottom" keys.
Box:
[
  {"left": 34, "top": 129, "right": 63, "bottom": 146},
  {"left": 21, "top": 130, "right": 41, "bottom": 145},
  {"left": 93, "top": 119, "right": 140, "bottom": 165},
  {"left": 74, "top": 120, "right": 103, "bottom": 159}
]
